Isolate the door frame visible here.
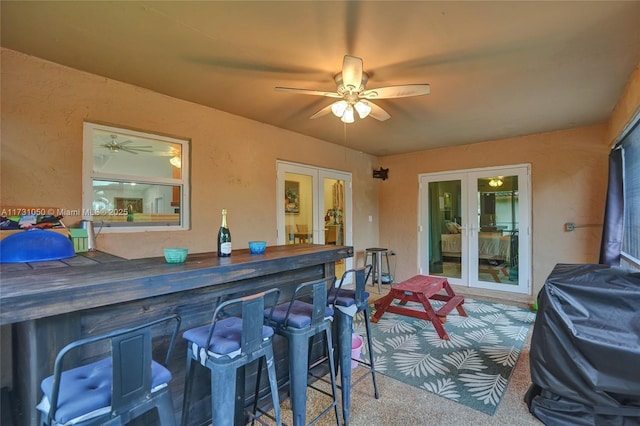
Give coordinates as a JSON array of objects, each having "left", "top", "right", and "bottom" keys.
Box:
[
  {"left": 418, "top": 164, "right": 531, "bottom": 295},
  {"left": 276, "top": 161, "right": 353, "bottom": 272}
]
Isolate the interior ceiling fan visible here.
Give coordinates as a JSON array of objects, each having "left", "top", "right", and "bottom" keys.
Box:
[
  {"left": 100, "top": 134, "right": 152, "bottom": 154},
  {"left": 276, "top": 55, "right": 430, "bottom": 123}
]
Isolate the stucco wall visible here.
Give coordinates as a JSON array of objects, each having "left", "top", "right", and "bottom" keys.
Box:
[
  {"left": 0, "top": 48, "right": 380, "bottom": 259},
  {"left": 607, "top": 64, "right": 640, "bottom": 145},
  {"left": 378, "top": 124, "right": 609, "bottom": 302}
]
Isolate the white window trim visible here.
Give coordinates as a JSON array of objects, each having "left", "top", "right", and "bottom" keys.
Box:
[{"left": 82, "top": 122, "right": 190, "bottom": 233}]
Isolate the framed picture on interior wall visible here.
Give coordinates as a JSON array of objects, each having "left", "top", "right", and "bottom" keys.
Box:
[
  {"left": 284, "top": 180, "right": 300, "bottom": 214},
  {"left": 115, "top": 197, "right": 143, "bottom": 213}
]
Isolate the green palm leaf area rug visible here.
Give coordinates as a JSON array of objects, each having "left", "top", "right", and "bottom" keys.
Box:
[{"left": 354, "top": 298, "right": 536, "bottom": 416}]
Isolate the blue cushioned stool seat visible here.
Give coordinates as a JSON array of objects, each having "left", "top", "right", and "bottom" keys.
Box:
[
  {"left": 38, "top": 358, "right": 171, "bottom": 425},
  {"left": 37, "top": 314, "right": 181, "bottom": 426},
  {"left": 328, "top": 287, "right": 370, "bottom": 308},
  {"left": 268, "top": 300, "right": 334, "bottom": 329},
  {"left": 183, "top": 316, "right": 274, "bottom": 357}
]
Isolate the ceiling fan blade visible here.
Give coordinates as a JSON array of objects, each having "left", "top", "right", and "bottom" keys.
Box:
[
  {"left": 367, "top": 101, "right": 391, "bottom": 121},
  {"left": 361, "top": 84, "right": 431, "bottom": 99},
  {"left": 309, "top": 104, "right": 334, "bottom": 119},
  {"left": 341, "top": 55, "right": 363, "bottom": 91},
  {"left": 119, "top": 147, "right": 139, "bottom": 154},
  {"left": 101, "top": 144, "right": 120, "bottom": 152},
  {"left": 275, "top": 87, "right": 341, "bottom": 98}
]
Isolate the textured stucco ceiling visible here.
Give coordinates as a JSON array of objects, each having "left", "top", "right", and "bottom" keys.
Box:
[{"left": 2, "top": 1, "right": 639, "bottom": 156}]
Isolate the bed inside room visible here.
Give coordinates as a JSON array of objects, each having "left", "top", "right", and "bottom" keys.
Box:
[{"left": 440, "top": 220, "right": 519, "bottom": 283}]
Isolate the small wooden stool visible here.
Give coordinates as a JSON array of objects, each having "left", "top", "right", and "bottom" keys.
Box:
[{"left": 371, "top": 275, "right": 467, "bottom": 340}]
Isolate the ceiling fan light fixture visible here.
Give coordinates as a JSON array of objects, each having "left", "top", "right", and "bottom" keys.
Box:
[
  {"left": 341, "top": 106, "right": 355, "bottom": 123},
  {"left": 169, "top": 155, "right": 182, "bottom": 168},
  {"left": 331, "top": 100, "right": 348, "bottom": 117},
  {"left": 354, "top": 100, "right": 372, "bottom": 119},
  {"left": 489, "top": 177, "right": 504, "bottom": 187}
]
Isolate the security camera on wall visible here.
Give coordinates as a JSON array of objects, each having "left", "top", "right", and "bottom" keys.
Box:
[{"left": 373, "top": 167, "right": 389, "bottom": 180}]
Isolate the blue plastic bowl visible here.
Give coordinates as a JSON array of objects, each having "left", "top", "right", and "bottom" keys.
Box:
[
  {"left": 0, "top": 229, "right": 75, "bottom": 263},
  {"left": 248, "top": 241, "right": 267, "bottom": 254},
  {"left": 164, "top": 247, "right": 188, "bottom": 263}
]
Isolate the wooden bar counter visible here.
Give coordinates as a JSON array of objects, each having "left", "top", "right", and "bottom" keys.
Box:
[{"left": 1, "top": 244, "right": 353, "bottom": 425}]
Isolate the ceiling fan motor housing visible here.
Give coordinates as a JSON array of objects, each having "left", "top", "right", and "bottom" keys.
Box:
[{"left": 335, "top": 72, "right": 369, "bottom": 95}]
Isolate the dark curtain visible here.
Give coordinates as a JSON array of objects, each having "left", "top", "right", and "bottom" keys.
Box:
[{"left": 599, "top": 147, "right": 624, "bottom": 265}]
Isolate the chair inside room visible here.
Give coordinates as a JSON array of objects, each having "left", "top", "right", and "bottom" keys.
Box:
[
  {"left": 324, "top": 225, "right": 337, "bottom": 244},
  {"left": 295, "top": 224, "right": 313, "bottom": 243},
  {"left": 261, "top": 277, "right": 340, "bottom": 426},
  {"left": 37, "top": 314, "right": 181, "bottom": 426},
  {"left": 328, "top": 265, "right": 379, "bottom": 398},
  {"left": 181, "top": 289, "right": 282, "bottom": 426}
]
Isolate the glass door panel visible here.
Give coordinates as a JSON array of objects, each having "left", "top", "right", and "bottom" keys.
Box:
[
  {"left": 323, "top": 176, "right": 346, "bottom": 278},
  {"left": 472, "top": 174, "right": 519, "bottom": 285},
  {"left": 283, "top": 172, "right": 314, "bottom": 244},
  {"left": 469, "top": 169, "right": 529, "bottom": 293},
  {"left": 427, "top": 179, "right": 463, "bottom": 281}
]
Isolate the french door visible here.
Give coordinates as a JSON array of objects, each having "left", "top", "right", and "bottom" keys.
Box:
[
  {"left": 418, "top": 165, "right": 531, "bottom": 294},
  {"left": 276, "top": 161, "right": 352, "bottom": 278}
]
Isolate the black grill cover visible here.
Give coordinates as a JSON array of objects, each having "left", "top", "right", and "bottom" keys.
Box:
[{"left": 525, "top": 263, "right": 640, "bottom": 425}]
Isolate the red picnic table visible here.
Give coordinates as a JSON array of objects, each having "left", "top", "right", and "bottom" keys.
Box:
[{"left": 370, "top": 275, "right": 467, "bottom": 340}]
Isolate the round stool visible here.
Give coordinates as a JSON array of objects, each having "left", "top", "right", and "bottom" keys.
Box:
[{"left": 365, "top": 248, "right": 391, "bottom": 293}]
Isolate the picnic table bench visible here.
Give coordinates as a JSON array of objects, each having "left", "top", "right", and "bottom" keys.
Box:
[{"left": 371, "top": 275, "right": 467, "bottom": 340}]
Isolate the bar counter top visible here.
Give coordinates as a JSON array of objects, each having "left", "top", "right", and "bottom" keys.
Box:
[{"left": 0, "top": 244, "right": 353, "bottom": 325}]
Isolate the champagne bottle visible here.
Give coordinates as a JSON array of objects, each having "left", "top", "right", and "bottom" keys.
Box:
[{"left": 217, "top": 209, "right": 232, "bottom": 257}]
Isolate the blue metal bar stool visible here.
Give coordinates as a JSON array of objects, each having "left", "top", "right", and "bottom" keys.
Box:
[
  {"left": 328, "top": 265, "right": 379, "bottom": 425},
  {"left": 181, "top": 289, "right": 282, "bottom": 426},
  {"left": 37, "top": 314, "right": 181, "bottom": 426},
  {"left": 263, "top": 277, "right": 340, "bottom": 426}
]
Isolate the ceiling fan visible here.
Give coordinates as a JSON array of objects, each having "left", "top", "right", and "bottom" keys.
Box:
[
  {"left": 276, "top": 55, "right": 430, "bottom": 123},
  {"left": 100, "top": 135, "right": 153, "bottom": 154}
]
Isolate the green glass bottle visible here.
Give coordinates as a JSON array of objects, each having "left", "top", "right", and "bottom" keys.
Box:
[{"left": 217, "top": 209, "right": 232, "bottom": 257}]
